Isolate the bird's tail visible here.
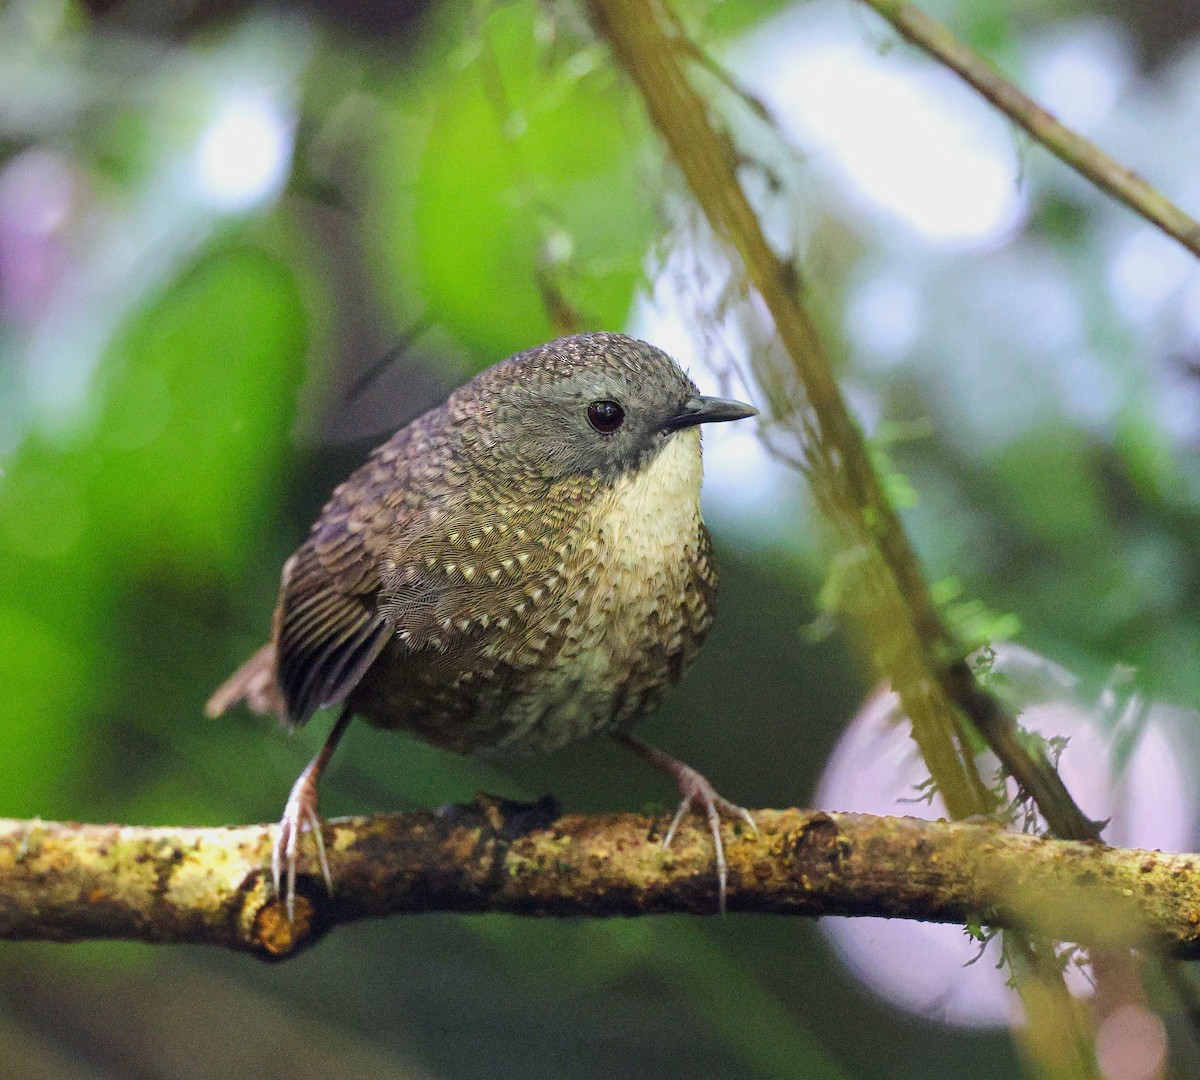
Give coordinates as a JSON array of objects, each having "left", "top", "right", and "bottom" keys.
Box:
[{"left": 205, "top": 642, "right": 283, "bottom": 719}]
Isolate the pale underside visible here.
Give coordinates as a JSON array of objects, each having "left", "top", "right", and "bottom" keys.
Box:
[{"left": 352, "top": 426, "right": 715, "bottom": 754}]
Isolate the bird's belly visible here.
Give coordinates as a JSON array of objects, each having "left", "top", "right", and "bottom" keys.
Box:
[
  {"left": 358, "top": 576, "right": 708, "bottom": 756},
  {"left": 490, "top": 591, "right": 697, "bottom": 754},
  {"left": 353, "top": 428, "right": 715, "bottom": 755}
]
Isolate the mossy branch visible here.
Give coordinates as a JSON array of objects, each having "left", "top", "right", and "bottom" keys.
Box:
[
  {"left": 3, "top": 803, "right": 1198, "bottom": 962},
  {"left": 858, "top": 0, "right": 1200, "bottom": 258},
  {"left": 585, "top": 0, "right": 1097, "bottom": 842}
]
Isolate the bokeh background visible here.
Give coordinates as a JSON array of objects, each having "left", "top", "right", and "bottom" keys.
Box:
[{"left": 5, "top": 0, "right": 1200, "bottom": 1076}]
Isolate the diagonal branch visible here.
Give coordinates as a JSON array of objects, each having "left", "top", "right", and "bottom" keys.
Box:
[
  {"left": 858, "top": 0, "right": 1200, "bottom": 258},
  {"left": 2, "top": 804, "right": 1198, "bottom": 961},
  {"left": 585, "top": 0, "right": 1099, "bottom": 842}
]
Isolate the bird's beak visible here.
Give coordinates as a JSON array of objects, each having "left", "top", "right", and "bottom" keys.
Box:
[{"left": 663, "top": 395, "right": 758, "bottom": 432}]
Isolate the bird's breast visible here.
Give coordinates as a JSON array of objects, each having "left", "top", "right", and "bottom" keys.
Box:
[
  {"left": 496, "top": 427, "right": 715, "bottom": 752},
  {"left": 355, "top": 429, "right": 716, "bottom": 755}
]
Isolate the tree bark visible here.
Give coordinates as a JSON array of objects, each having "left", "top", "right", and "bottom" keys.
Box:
[{"left": 3, "top": 801, "right": 1198, "bottom": 961}]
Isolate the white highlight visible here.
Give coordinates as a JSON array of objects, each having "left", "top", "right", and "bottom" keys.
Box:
[
  {"left": 847, "top": 275, "right": 921, "bottom": 362},
  {"left": 1107, "top": 227, "right": 1194, "bottom": 322},
  {"left": 1029, "top": 25, "right": 1131, "bottom": 132},
  {"left": 194, "top": 92, "right": 292, "bottom": 211},
  {"left": 736, "top": 4, "right": 1024, "bottom": 245}
]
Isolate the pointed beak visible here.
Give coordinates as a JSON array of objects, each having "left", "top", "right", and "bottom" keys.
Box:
[{"left": 663, "top": 395, "right": 758, "bottom": 432}]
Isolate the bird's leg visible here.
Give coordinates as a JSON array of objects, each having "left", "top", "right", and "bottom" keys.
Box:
[
  {"left": 273, "top": 708, "right": 352, "bottom": 921},
  {"left": 612, "top": 731, "right": 756, "bottom": 914}
]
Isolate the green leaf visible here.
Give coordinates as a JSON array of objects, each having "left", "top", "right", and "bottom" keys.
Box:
[{"left": 367, "top": 3, "right": 655, "bottom": 360}]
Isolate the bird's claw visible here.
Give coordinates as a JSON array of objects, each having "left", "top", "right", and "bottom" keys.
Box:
[
  {"left": 271, "top": 769, "right": 334, "bottom": 923},
  {"left": 661, "top": 762, "right": 756, "bottom": 915}
]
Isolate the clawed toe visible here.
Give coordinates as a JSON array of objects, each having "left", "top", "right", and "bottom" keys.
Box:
[
  {"left": 272, "top": 771, "right": 334, "bottom": 923},
  {"left": 265, "top": 709, "right": 352, "bottom": 922},
  {"left": 662, "top": 774, "right": 755, "bottom": 915},
  {"left": 717, "top": 796, "right": 758, "bottom": 838},
  {"left": 612, "top": 731, "right": 751, "bottom": 914}
]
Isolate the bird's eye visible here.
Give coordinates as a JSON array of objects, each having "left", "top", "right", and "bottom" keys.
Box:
[{"left": 586, "top": 400, "right": 625, "bottom": 434}]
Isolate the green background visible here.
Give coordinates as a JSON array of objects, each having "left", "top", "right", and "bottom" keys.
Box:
[{"left": 3, "top": 0, "right": 1200, "bottom": 1076}]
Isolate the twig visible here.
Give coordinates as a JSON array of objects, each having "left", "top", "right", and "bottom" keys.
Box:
[{"left": 858, "top": 0, "right": 1200, "bottom": 258}]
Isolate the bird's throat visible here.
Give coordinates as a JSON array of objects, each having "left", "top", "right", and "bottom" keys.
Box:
[{"left": 588, "top": 426, "right": 704, "bottom": 569}]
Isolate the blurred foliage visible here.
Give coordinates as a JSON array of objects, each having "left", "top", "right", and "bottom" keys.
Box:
[
  {"left": 367, "top": 2, "right": 657, "bottom": 355},
  {"left": 3, "top": 0, "right": 1200, "bottom": 1077},
  {"left": 2, "top": 245, "right": 306, "bottom": 817}
]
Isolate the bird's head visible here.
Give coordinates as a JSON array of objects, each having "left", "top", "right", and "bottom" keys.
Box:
[{"left": 460, "top": 332, "right": 757, "bottom": 484}]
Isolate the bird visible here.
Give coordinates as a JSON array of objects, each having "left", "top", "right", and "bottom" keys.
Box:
[{"left": 206, "top": 331, "right": 758, "bottom": 916}]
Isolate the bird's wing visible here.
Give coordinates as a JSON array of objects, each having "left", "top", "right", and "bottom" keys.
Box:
[
  {"left": 374, "top": 495, "right": 578, "bottom": 650},
  {"left": 271, "top": 416, "right": 595, "bottom": 729},
  {"left": 278, "top": 492, "right": 596, "bottom": 728},
  {"left": 273, "top": 547, "right": 391, "bottom": 730},
  {"left": 272, "top": 433, "right": 427, "bottom": 729}
]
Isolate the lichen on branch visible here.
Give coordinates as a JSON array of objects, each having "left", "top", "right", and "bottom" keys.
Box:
[{"left": 2, "top": 804, "right": 1198, "bottom": 961}]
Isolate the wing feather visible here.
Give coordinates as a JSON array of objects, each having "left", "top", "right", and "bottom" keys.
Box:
[{"left": 273, "top": 543, "right": 391, "bottom": 728}]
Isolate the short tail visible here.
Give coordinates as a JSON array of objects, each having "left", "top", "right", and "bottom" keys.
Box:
[{"left": 205, "top": 642, "right": 283, "bottom": 719}]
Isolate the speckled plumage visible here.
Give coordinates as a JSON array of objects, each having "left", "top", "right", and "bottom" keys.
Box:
[
  {"left": 368, "top": 424, "right": 715, "bottom": 755},
  {"left": 212, "top": 332, "right": 719, "bottom": 755},
  {"left": 206, "top": 332, "right": 757, "bottom": 914}
]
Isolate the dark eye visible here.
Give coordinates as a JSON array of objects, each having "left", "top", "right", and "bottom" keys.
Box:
[{"left": 586, "top": 399, "right": 625, "bottom": 434}]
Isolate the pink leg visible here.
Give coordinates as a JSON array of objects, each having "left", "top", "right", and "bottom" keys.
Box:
[
  {"left": 273, "top": 709, "right": 352, "bottom": 921},
  {"left": 613, "top": 731, "right": 756, "bottom": 913}
]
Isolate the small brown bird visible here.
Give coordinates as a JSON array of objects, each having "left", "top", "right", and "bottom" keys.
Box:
[{"left": 207, "top": 332, "right": 757, "bottom": 914}]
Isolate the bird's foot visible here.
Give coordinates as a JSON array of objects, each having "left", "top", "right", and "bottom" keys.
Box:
[
  {"left": 614, "top": 732, "right": 756, "bottom": 913},
  {"left": 272, "top": 762, "right": 333, "bottom": 923},
  {"left": 662, "top": 761, "right": 757, "bottom": 914}
]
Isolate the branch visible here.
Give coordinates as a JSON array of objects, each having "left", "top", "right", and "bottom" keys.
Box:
[
  {"left": 586, "top": 0, "right": 1098, "bottom": 843},
  {"left": 858, "top": 0, "right": 1200, "bottom": 258},
  {"left": 3, "top": 803, "right": 1199, "bottom": 960}
]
